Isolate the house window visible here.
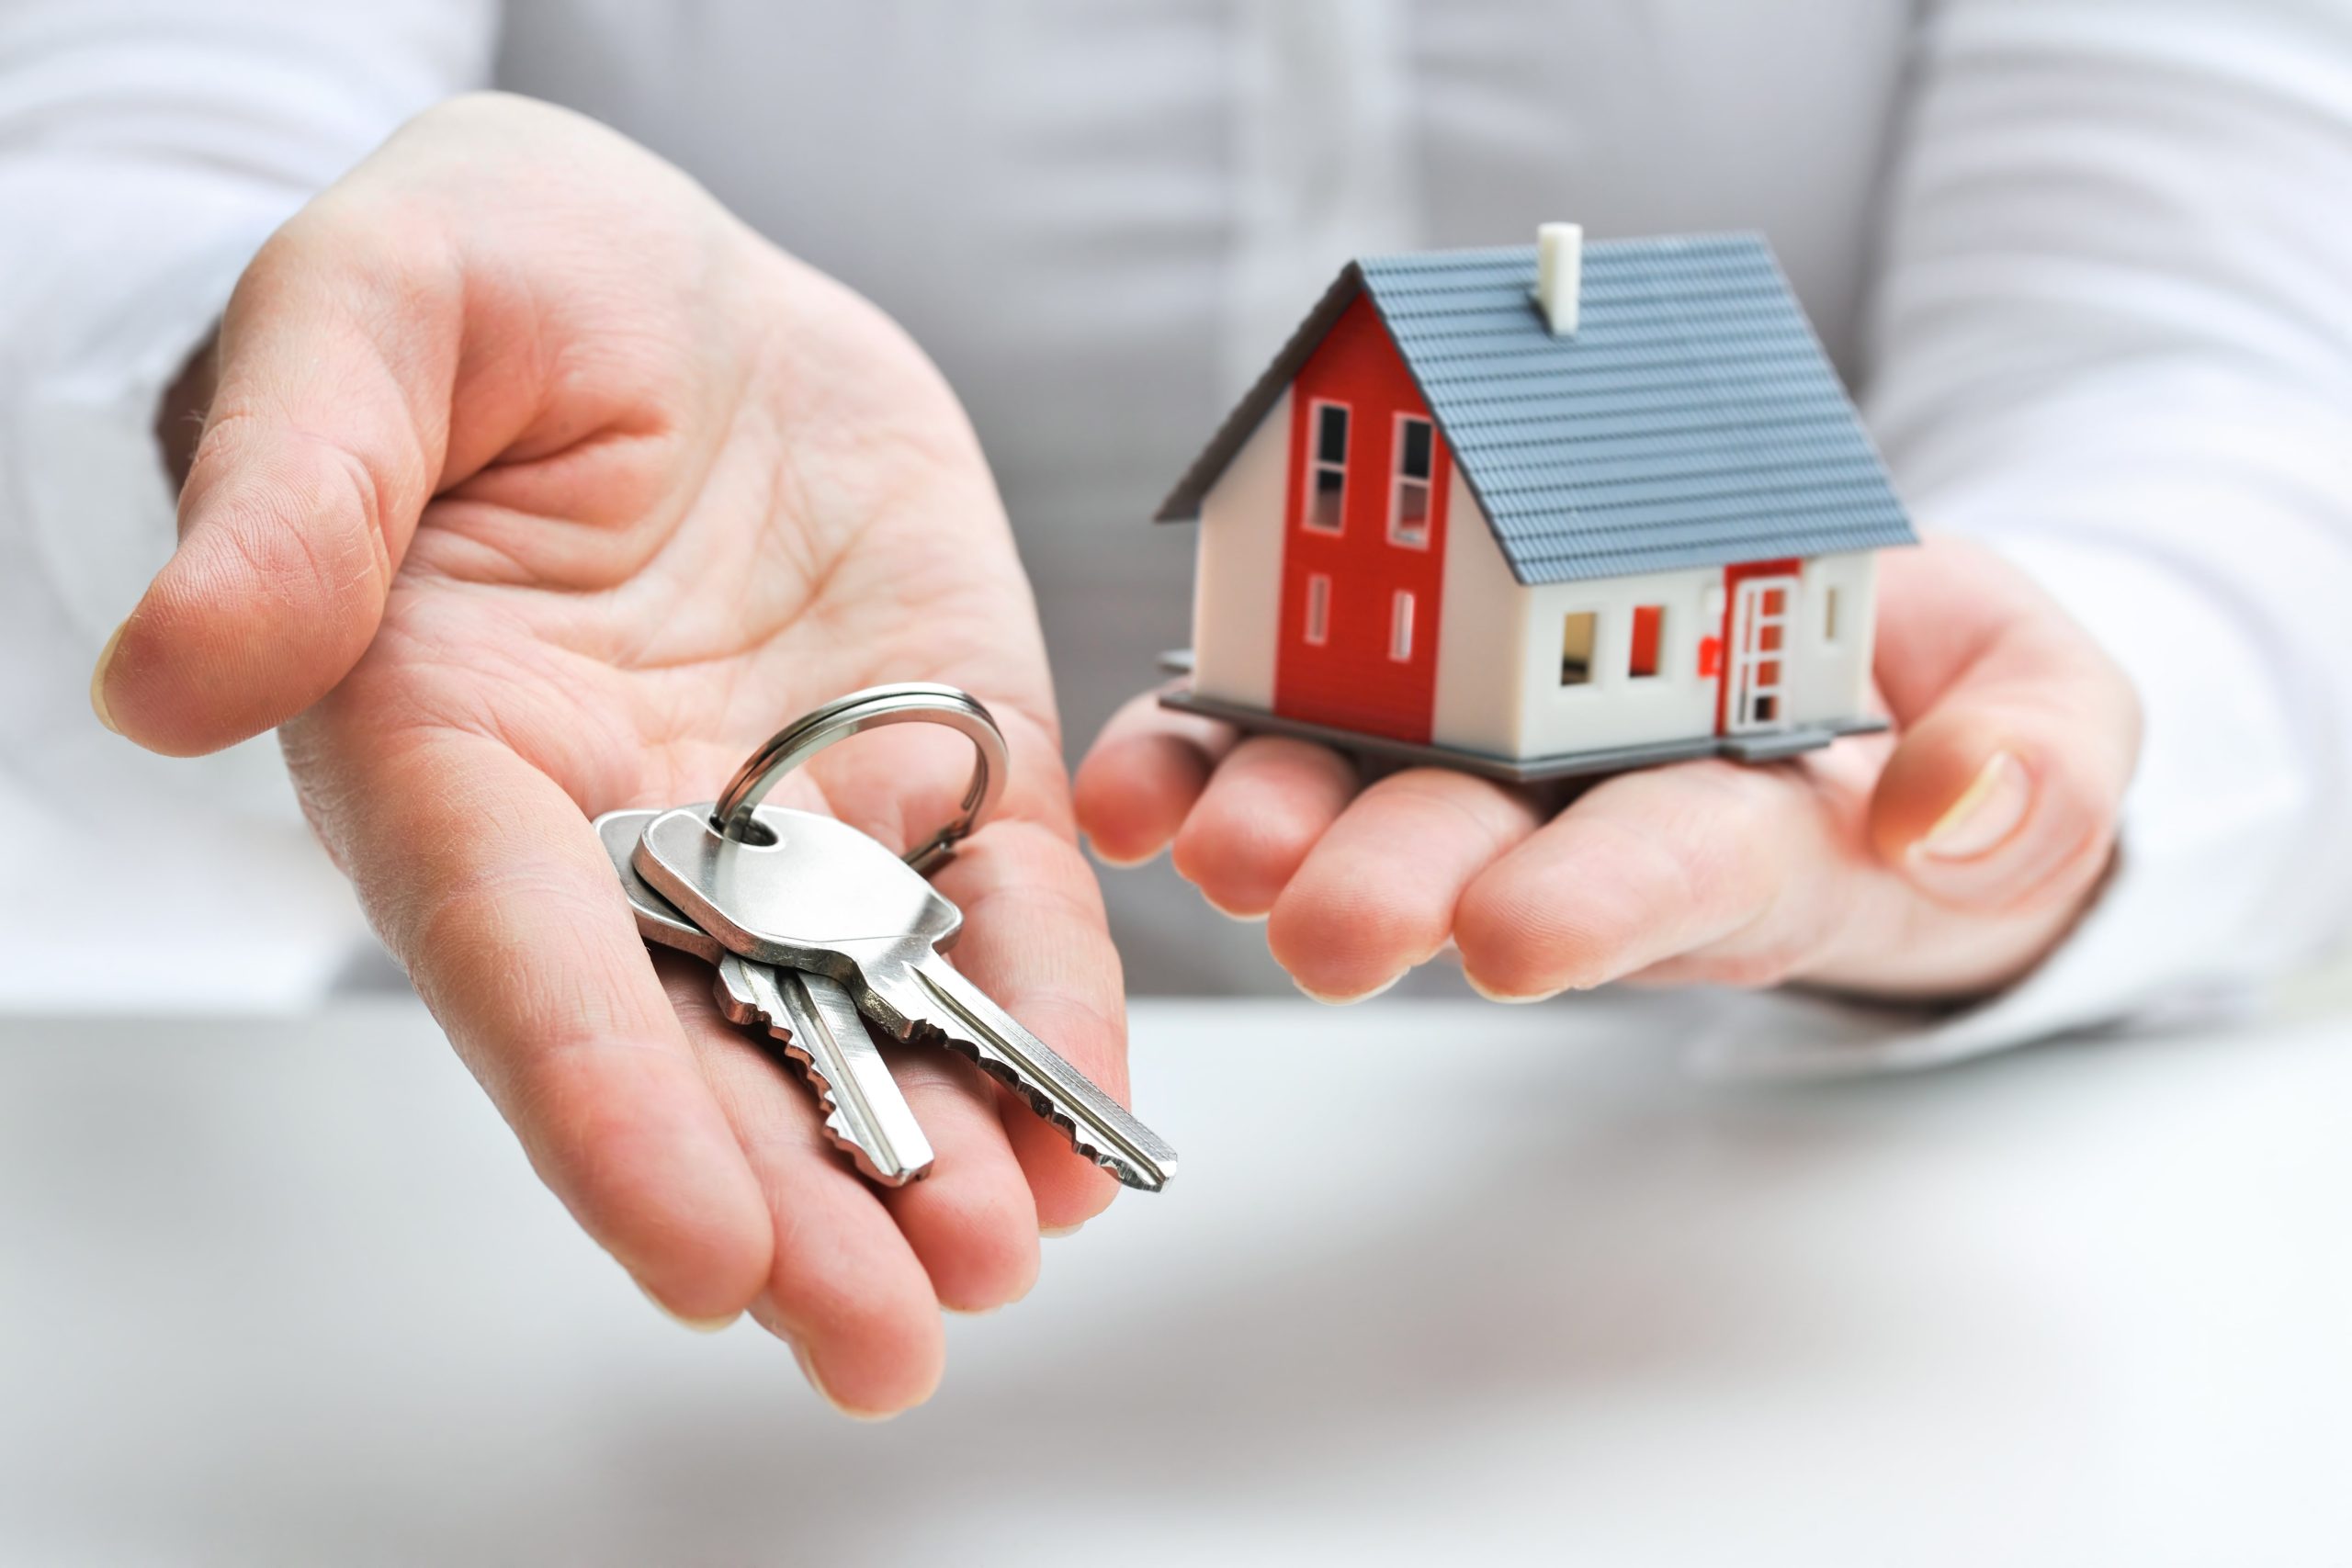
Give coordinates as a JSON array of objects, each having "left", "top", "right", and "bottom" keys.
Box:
[
  {"left": 1388, "top": 414, "right": 1434, "bottom": 547},
  {"left": 1305, "top": 572, "right": 1331, "bottom": 646},
  {"left": 1629, "top": 604, "right": 1665, "bottom": 678},
  {"left": 1823, "top": 586, "right": 1841, "bottom": 644},
  {"left": 1304, "top": 401, "right": 1350, "bottom": 533},
  {"left": 1560, "top": 611, "right": 1596, "bottom": 685},
  {"left": 1389, "top": 590, "right": 1416, "bottom": 662}
]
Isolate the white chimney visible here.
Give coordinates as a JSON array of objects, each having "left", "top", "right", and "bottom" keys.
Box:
[{"left": 1535, "top": 221, "right": 1583, "bottom": 336}]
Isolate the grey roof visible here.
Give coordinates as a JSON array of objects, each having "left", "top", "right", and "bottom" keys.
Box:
[{"left": 1155, "top": 234, "right": 1917, "bottom": 584}]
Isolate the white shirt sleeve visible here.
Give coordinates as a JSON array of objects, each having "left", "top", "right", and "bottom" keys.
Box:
[
  {"left": 1692, "top": 0, "right": 2352, "bottom": 1077},
  {"left": 0, "top": 2, "right": 495, "bottom": 1008},
  {"left": 0, "top": 0, "right": 496, "bottom": 648}
]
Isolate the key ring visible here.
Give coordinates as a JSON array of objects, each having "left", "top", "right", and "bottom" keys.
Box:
[{"left": 710, "top": 682, "right": 1010, "bottom": 875}]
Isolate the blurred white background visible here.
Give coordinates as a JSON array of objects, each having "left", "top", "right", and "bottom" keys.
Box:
[{"left": 7, "top": 991, "right": 2352, "bottom": 1564}]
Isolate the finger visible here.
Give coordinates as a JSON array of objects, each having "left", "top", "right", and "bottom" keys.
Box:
[
  {"left": 656, "top": 955, "right": 946, "bottom": 1417},
  {"left": 875, "top": 1043, "right": 1041, "bottom": 1313},
  {"left": 1267, "top": 769, "right": 1545, "bottom": 1001},
  {"left": 286, "top": 719, "right": 774, "bottom": 1323},
  {"left": 1168, "top": 737, "right": 1360, "bottom": 918},
  {"left": 1072, "top": 691, "right": 1238, "bottom": 867},
  {"left": 930, "top": 818, "right": 1129, "bottom": 1231},
  {"left": 95, "top": 198, "right": 462, "bottom": 755},
  {"left": 1869, "top": 540, "right": 2140, "bottom": 916},
  {"left": 786, "top": 694, "right": 1133, "bottom": 1227},
  {"left": 1453, "top": 755, "right": 1855, "bottom": 999}
]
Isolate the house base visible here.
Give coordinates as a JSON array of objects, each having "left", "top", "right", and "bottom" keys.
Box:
[{"left": 1155, "top": 679, "right": 1889, "bottom": 785}]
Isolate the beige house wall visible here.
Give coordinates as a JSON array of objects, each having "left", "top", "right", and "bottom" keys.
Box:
[
  {"left": 1187, "top": 389, "right": 1290, "bottom": 711},
  {"left": 1426, "top": 468, "right": 1527, "bottom": 757}
]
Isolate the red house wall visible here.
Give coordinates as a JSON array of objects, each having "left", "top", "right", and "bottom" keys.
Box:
[{"left": 1273, "top": 295, "right": 1453, "bottom": 744}]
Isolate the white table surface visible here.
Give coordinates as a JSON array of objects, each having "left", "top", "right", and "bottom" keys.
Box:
[{"left": 5, "top": 991, "right": 2351, "bottom": 1566}]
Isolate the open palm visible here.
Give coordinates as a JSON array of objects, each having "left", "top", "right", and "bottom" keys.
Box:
[
  {"left": 96, "top": 95, "right": 1124, "bottom": 1416},
  {"left": 1078, "top": 535, "right": 2140, "bottom": 1008}
]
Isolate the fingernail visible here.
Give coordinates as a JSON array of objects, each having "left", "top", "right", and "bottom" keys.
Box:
[
  {"left": 1084, "top": 836, "right": 1160, "bottom": 870},
  {"left": 89, "top": 619, "right": 128, "bottom": 735},
  {"left": 791, "top": 1342, "right": 896, "bottom": 1423},
  {"left": 1915, "top": 751, "right": 2031, "bottom": 862},
  {"left": 634, "top": 1278, "right": 738, "bottom": 1334},
  {"left": 1294, "top": 970, "right": 1404, "bottom": 1006},
  {"left": 1040, "top": 1221, "right": 1086, "bottom": 1239},
  {"left": 1464, "top": 971, "right": 1566, "bottom": 1005},
  {"left": 1200, "top": 893, "right": 1271, "bottom": 924}
]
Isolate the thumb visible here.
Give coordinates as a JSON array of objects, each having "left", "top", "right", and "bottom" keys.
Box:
[
  {"left": 92, "top": 208, "right": 460, "bottom": 756},
  {"left": 1868, "top": 540, "right": 2143, "bottom": 916}
]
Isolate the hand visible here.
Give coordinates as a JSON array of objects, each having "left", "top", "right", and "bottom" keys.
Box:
[
  {"left": 1076, "top": 536, "right": 2140, "bottom": 1005},
  {"left": 93, "top": 94, "right": 1125, "bottom": 1416}
]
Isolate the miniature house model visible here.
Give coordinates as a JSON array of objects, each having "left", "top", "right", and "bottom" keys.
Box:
[{"left": 1155, "top": 225, "right": 1918, "bottom": 781}]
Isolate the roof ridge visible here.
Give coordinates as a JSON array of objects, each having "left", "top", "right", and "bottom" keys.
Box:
[{"left": 1353, "top": 230, "right": 1772, "bottom": 268}]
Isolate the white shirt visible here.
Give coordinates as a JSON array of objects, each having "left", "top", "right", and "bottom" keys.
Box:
[{"left": 2, "top": 0, "right": 2346, "bottom": 1069}]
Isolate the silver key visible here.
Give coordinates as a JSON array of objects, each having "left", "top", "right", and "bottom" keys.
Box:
[
  {"left": 634, "top": 805, "right": 1178, "bottom": 1192},
  {"left": 595, "top": 808, "right": 933, "bottom": 1187},
  {"left": 595, "top": 809, "right": 729, "bottom": 964}
]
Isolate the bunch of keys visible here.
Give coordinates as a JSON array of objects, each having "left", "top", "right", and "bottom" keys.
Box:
[{"left": 594, "top": 682, "right": 1177, "bottom": 1194}]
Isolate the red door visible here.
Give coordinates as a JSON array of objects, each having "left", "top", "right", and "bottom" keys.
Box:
[
  {"left": 1273, "top": 295, "right": 1453, "bottom": 744},
  {"left": 1713, "top": 558, "right": 1801, "bottom": 736}
]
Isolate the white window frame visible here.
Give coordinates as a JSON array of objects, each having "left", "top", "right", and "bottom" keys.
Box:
[
  {"left": 1302, "top": 400, "right": 1351, "bottom": 535},
  {"left": 1386, "top": 412, "right": 1435, "bottom": 549},
  {"left": 1727, "top": 576, "right": 1797, "bottom": 732},
  {"left": 1389, "top": 589, "right": 1416, "bottom": 662},
  {"left": 1305, "top": 572, "right": 1332, "bottom": 647}
]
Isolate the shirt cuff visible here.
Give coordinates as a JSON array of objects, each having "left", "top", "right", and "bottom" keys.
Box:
[{"left": 15, "top": 214, "right": 288, "bottom": 648}]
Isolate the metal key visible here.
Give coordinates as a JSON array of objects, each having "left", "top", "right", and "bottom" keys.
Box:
[
  {"left": 595, "top": 808, "right": 933, "bottom": 1187},
  {"left": 634, "top": 805, "right": 1177, "bottom": 1192}
]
